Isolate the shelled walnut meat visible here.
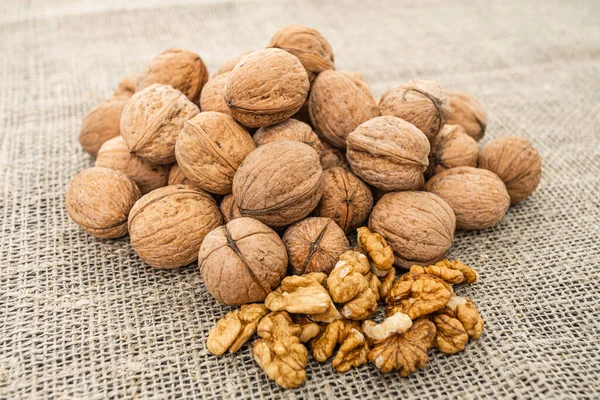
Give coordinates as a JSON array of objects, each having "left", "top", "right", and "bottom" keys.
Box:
[
  {"left": 79, "top": 96, "right": 129, "bottom": 157},
  {"left": 207, "top": 303, "right": 268, "bottom": 355},
  {"left": 253, "top": 118, "right": 323, "bottom": 154},
  {"left": 311, "top": 318, "right": 369, "bottom": 372},
  {"left": 445, "top": 90, "right": 487, "bottom": 141},
  {"left": 427, "top": 124, "right": 479, "bottom": 177}
]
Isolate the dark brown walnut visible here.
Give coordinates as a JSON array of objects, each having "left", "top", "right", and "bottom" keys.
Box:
[
  {"left": 95, "top": 136, "right": 169, "bottom": 194},
  {"left": 309, "top": 70, "right": 379, "bottom": 148},
  {"left": 220, "top": 194, "right": 242, "bottom": 223},
  {"left": 319, "top": 141, "right": 348, "bottom": 170},
  {"left": 79, "top": 96, "right": 129, "bottom": 157},
  {"left": 267, "top": 24, "right": 335, "bottom": 82},
  {"left": 167, "top": 163, "right": 193, "bottom": 186},
  {"left": 425, "top": 166, "right": 510, "bottom": 230},
  {"left": 282, "top": 217, "right": 349, "bottom": 275},
  {"left": 120, "top": 84, "right": 200, "bottom": 164},
  {"left": 253, "top": 118, "right": 323, "bottom": 154},
  {"left": 199, "top": 217, "right": 288, "bottom": 305},
  {"left": 175, "top": 111, "right": 255, "bottom": 195},
  {"left": 445, "top": 90, "right": 487, "bottom": 141},
  {"left": 347, "top": 116, "right": 430, "bottom": 191},
  {"left": 224, "top": 49, "right": 310, "bottom": 128},
  {"left": 369, "top": 191, "right": 456, "bottom": 269},
  {"left": 379, "top": 79, "right": 450, "bottom": 143},
  {"left": 113, "top": 74, "right": 137, "bottom": 98},
  {"left": 479, "top": 135, "right": 542, "bottom": 204},
  {"left": 135, "top": 48, "right": 209, "bottom": 104},
  {"left": 427, "top": 124, "right": 479, "bottom": 178},
  {"left": 312, "top": 167, "right": 373, "bottom": 234},
  {"left": 232, "top": 141, "right": 323, "bottom": 228},
  {"left": 128, "top": 185, "right": 221, "bottom": 269},
  {"left": 66, "top": 167, "right": 141, "bottom": 239},
  {"left": 214, "top": 51, "right": 253, "bottom": 76},
  {"left": 199, "top": 73, "right": 231, "bottom": 115}
]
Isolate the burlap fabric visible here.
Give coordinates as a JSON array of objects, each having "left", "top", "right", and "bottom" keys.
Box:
[{"left": 1, "top": 0, "right": 599, "bottom": 398}]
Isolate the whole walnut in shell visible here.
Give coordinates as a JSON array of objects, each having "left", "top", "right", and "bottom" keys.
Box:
[
  {"left": 427, "top": 124, "right": 479, "bottom": 177},
  {"left": 267, "top": 24, "right": 335, "bottom": 82},
  {"left": 224, "top": 49, "right": 310, "bottom": 128},
  {"left": 253, "top": 118, "right": 323, "bottom": 154},
  {"left": 369, "top": 191, "right": 456, "bottom": 268},
  {"left": 95, "top": 136, "right": 169, "bottom": 194},
  {"left": 214, "top": 51, "right": 253, "bottom": 76},
  {"left": 347, "top": 116, "right": 430, "bottom": 191},
  {"left": 199, "top": 73, "right": 231, "bottom": 115},
  {"left": 282, "top": 217, "right": 349, "bottom": 275},
  {"left": 79, "top": 96, "right": 129, "bottom": 157},
  {"left": 445, "top": 90, "right": 487, "bottom": 141},
  {"left": 199, "top": 217, "right": 288, "bottom": 305},
  {"left": 425, "top": 166, "right": 510, "bottom": 230},
  {"left": 168, "top": 163, "right": 193, "bottom": 186},
  {"left": 66, "top": 167, "right": 141, "bottom": 239},
  {"left": 128, "top": 185, "right": 222, "bottom": 269},
  {"left": 479, "top": 135, "right": 542, "bottom": 204},
  {"left": 135, "top": 48, "right": 209, "bottom": 104},
  {"left": 175, "top": 111, "right": 255, "bottom": 194},
  {"left": 379, "top": 79, "right": 450, "bottom": 143},
  {"left": 341, "top": 71, "right": 377, "bottom": 103},
  {"left": 309, "top": 70, "right": 379, "bottom": 148},
  {"left": 220, "top": 194, "right": 242, "bottom": 223},
  {"left": 113, "top": 74, "right": 137, "bottom": 98},
  {"left": 120, "top": 84, "right": 200, "bottom": 164},
  {"left": 319, "top": 141, "right": 348, "bottom": 170},
  {"left": 312, "top": 167, "right": 373, "bottom": 234},
  {"left": 232, "top": 141, "right": 324, "bottom": 228}
]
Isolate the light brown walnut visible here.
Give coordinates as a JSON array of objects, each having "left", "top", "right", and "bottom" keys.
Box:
[
  {"left": 432, "top": 312, "right": 469, "bottom": 354},
  {"left": 113, "top": 74, "right": 137, "bottom": 98},
  {"left": 292, "top": 315, "right": 322, "bottom": 343},
  {"left": 357, "top": 227, "right": 394, "bottom": 276},
  {"left": 386, "top": 272, "right": 453, "bottom": 320},
  {"left": 219, "top": 194, "right": 242, "bottom": 223},
  {"left": 362, "top": 312, "right": 413, "bottom": 341},
  {"left": 206, "top": 303, "right": 268, "bottom": 355},
  {"left": 446, "top": 295, "right": 484, "bottom": 339},
  {"left": 167, "top": 163, "right": 194, "bottom": 186},
  {"left": 265, "top": 273, "right": 334, "bottom": 315},
  {"left": 341, "top": 71, "right": 377, "bottom": 103},
  {"left": 199, "top": 73, "right": 231, "bottom": 115},
  {"left": 214, "top": 51, "right": 253, "bottom": 76},
  {"left": 311, "top": 319, "right": 368, "bottom": 373},
  {"left": 79, "top": 96, "right": 129, "bottom": 157},
  {"left": 428, "top": 124, "right": 479, "bottom": 177},
  {"left": 445, "top": 90, "right": 487, "bottom": 141},
  {"left": 410, "top": 260, "right": 478, "bottom": 285},
  {"left": 253, "top": 118, "right": 323, "bottom": 154},
  {"left": 319, "top": 141, "right": 348, "bottom": 170}
]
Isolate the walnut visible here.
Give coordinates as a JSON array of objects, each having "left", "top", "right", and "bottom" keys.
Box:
[
  {"left": 128, "top": 185, "right": 221, "bottom": 269},
  {"left": 479, "top": 135, "right": 542, "bottom": 204},
  {"left": 311, "top": 319, "right": 368, "bottom": 372},
  {"left": 224, "top": 49, "right": 310, "bottom": 128},
  {"left": 199, "top": 73, "right": 231, "bottom": 115},
  {"left": 362, "top": 312, "right": 413, "bottom": 341},
  {"left": 312, "top": 168, "right": 372, "bottom": 234},
  {"left": 135, "top": 48, "right": 209, "bottom": 104},
  {"left": 232, "top": 141, "right": 323, "bottom": 228},
  {"left": 425, "top": 166, "right": 510, "bottom": 230},
  {"left": 219, "top": 194, "right": 242, "bottom": 223},
  {"left": 357, "top": 227, "right": 394, "bottom": 276},
  {"left": 369, "top": 191, "right": 456, "bottom": 268},
  {"left": 432, "top": 311, "right": 468, "bottom": 354},
  {"left": 292, "top": 315, "right": 322, "bottom": 343},
  {"left": 167, "top": 163, "right": 193, "bottom": 186},
  {"left": 120, "top": 84, "right": 200, "bottom": 164},
  {"left": 214, "top": 51, "right": 253, "bottom": 76},
  {"left": 65, "top": 167, "right": 141, "bottom": 239},
  {"left": 253, "top": 118, "right": 323, "bottom": 154},
  {"left": 427, "top": 124, "right": 479, "bottom": 177},
  {"left": 375, "top": 267, "right": 396, "bottom": 299},
  {"left": 445, "top": 90, "right": 487, "bottom": 141},
  {"left": 199, "top": 217, "right": 288, "bottom": 305},
  {"left": 79, "top": 96, "right": 129, "bottom": 157},
  {"left": 267, "top": 24, "right": 335, "bottom": 82},
  {"left": 206, "top": 303, "right": 268, "bottom": 355},
  {"left": 282, "top": 217, "right": 349, "bottom": 275},
  {"left": 409, "top": 260, "right": 478, "bottom": 284},
  {"left": 95, "top": 136, "right": 169, "bottom": 194},
  {"left": 113, "top": 74, "right": 137, "bottom": 98},
  {"left": 347, "top": 116, "right": 430, "bottom": 191},
  {"left": 175, "top": 111, "right": 255, "bottom": 194},
  {"left": 319, "top": 141, "right": 348, "bottom": 170},
  {"left": 253, "top": 311, "right": 308, "bottom": 388},
  {"left": 367, "top": 318, "right": 437, "bottom": 377},
  {"left": 386, "top": 273, "right": 453, "bottom": 320},
  {"left": 446, "top": 295, "right": 484, "bottom": 339},
  {"left": 309, "top": 70, "right": 379, "bottom": 148},
  {"left": 265, "top": 273, "right": 335, "bottom": 315},
  {"left": 291, "top": 99, "right": 312, "bottom": 125},
  {"left": 341, "top": 71, "right": 377, "bottom": 104}
]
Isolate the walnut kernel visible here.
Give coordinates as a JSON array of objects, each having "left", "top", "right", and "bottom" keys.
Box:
[
  {"left": 206, "top": 303, "right": 268, "bottom": 355},
  {"left": 311, "top": 319, "right": 368, "bottom": 372}
]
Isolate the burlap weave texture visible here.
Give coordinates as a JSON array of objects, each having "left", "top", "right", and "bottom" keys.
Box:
[{"left": 1, "top": 0, "right": 599, "bottom": 398}]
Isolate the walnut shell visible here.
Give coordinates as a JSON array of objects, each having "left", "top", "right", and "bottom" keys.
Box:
[
  {"left": 425, "top": 166, "right": 510, "bottom": 230},
  {"left": 319, "top": 141, "right": 348, "bottom": 170},
  {"left": 168, "top": 163, "right": 193, "bottom": 186},
  {"left": 113, "top": 74, "right": 137, "bottom": 98},
  {"left": 369, "top": 191, "right": 456, "bottom": 269},
  {"left": 128, "top": 185, "right": 222, "bottom": 269},
  {"left": 341, "top": 71, "right": 376, "bottom": 103},
  {"left": 95, "top": 136, "right": 169, "bottom": 194},
  {"left": 199, "top": 217, "right": 288, "bottom": 305},
  {"left": 346, "top": 116, "right": 430, "bottom": 191},
  {"left": 224, "top": 49, "right": 310, "bottom": 128},
  {"left": 65, "top": 167, "right": 141, "bottom": 239},
  {"left": 214, "top": 51, "right": 253, "bottom": 76},
  {"left": 135, "top": 49, "right": 209, "bottom": 104},
  {"left": 479, "top": 135, "right": 542, "bottom": 204},
  {"left": 309, "top": 70, "right": 379, "bottom": 148},
  {"left": 379, "top": 79, "right": 450, "bottom": 143},
  {"left": 175, "top": 112, "right": 255, "bottom": 194},
  {"left": 79, "top": 96, "right": 129, "bottom": 157},
  {"left": 427, "top": 124, "right": 479, "bottom": 177},
  {"left": 253, "top": 118, "right": 323, "bottom": 154},
  {"left": 232, "top": 140, "right": 323, "bottom": 228},
  {"left": 282, "top": 217, "right": 349, "bottom": 275},
  {"left": 312, "top": 167, "right": 373, "bottom": 234},
  {"left": 199, "top": 72, "right": 231, "bottom": 115},
  {"left": 291, "top": 99, "right": 312, "bottom": 126},
  {"left": 446, "top": 90, "right": 487, "bottom": 141},
  {"left": 220, "top": 194, "right": 242, "bottom": 223},
  {"left": 120, "top": 84, "right": 200, "bottom": 165},
  {"left": 267, "top": 24, "right": 335, "bottom": 82}
]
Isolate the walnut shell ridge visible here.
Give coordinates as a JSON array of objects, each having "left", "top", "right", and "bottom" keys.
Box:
[
  {"left": 79, "top": 96, "right": 129, "bottom": 157},
  {"left": 232, "top": 140, "right": 324, "bottom": 228},
  {"left": 199, "top": 217, "right": 288, "bottom": 305},
  {"left": 446, "top": 90, "right": 487, "bottom": 141},
  {"left": 346, "top": 116, "right": 430, "bottom": 191},
  {"left": 199, "top": 72, "right": 231, "bottom": 115},
  {"left": 66, "top": 167, "right": 141, "bottom": 239},
  {"left": 128, "top": 185, "right": 222, "bottom": 269},
  {"left": 168, "top": 163, "right": 193, "bottom": 186},
  {"left": 369, "top": 191, "right": 456, "bottom": 269},
  {"left": 253, "top": 118, "right": 323, "bottom": 154},
  {"left": 427, "top": 124, "right": 479, "bottom": 177}
]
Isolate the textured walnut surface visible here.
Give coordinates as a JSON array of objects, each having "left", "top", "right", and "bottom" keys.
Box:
[
  {"left": 428, "top": 124, "right": 479, "bottom": 177},
  {"left": 253, "top": 118, "right": 323, "bottom": 154},
  {"left": 79, "top": 96, "right": 129, "bottom": 157},
  {"left": 199, "top": 73, "right": 231, "bottom": 115},
  {"left": 445, "top": 90, "right": 487, "bottom": 141}
]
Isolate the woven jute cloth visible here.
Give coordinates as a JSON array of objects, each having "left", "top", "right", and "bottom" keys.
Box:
[{"left": 1, "top": 0, "right": 599, "bottom": 398}]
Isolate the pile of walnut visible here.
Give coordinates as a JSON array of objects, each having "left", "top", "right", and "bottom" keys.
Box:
[{"left": 66, "top": 24, "right": 541, "bottom": 388}]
